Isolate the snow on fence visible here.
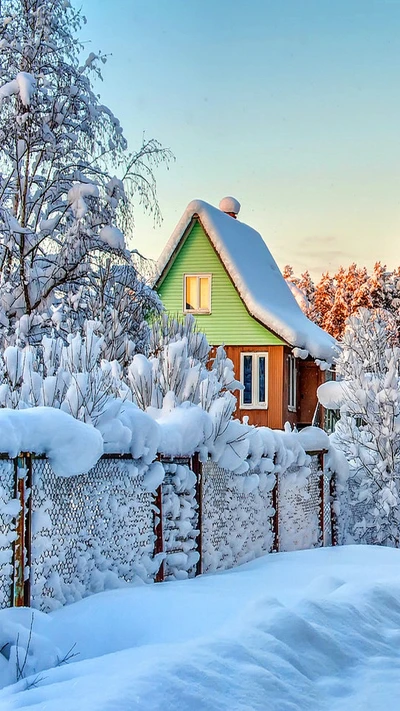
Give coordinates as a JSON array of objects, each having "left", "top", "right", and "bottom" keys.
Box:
[
  {"left": 201, "top": 460, "right": 275, "bottom": 572},
  {"left": 0, "top": 447, "right": 337, "bottom": 611}
]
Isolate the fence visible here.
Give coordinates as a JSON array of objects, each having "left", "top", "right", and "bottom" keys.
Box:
[{"left": 0, "top": 448, "right": 337, "bottom": 611}]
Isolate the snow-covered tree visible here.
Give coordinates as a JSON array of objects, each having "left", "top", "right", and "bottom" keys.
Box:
[
  {"left": 0, "top": 0, "right": 170, "bottom": 348},
  {"left": 313, "top": 271, "right": 335, "bottom": 329},
  {"left": 333, "top": 308, "right": 400, "bottom": 545}
]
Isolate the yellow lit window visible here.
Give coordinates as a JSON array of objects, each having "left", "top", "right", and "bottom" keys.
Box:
[{"left": 184, "top": 274, "right": 211, "bottom": 313}]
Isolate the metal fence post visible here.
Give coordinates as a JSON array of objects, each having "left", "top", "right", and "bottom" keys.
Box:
[
  {"left": 12, "top": 453, "right": 32, "bottom": 607},
  {"left": 318, "top": 452, "right": 325, "bottom": 547},
  {"left": 271, "top": 476, "right": 279, "bottom": 552},
  {"left": 330, "top": 473, "right": 338, "bottom": 546},
  {"left": 153, "top": 481, "right": 164, "bottom": 583},
  {"left": 191, "top": 453, "right": 202, "bottom": 576}
]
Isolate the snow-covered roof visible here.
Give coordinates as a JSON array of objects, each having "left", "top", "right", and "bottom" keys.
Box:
[{"left": 156, "top": 199, "right": 337, "bottom": 361}]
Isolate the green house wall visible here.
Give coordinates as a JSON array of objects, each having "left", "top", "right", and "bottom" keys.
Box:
[{"left": 157, "top": 220, "right": 285, "bottom": 346}]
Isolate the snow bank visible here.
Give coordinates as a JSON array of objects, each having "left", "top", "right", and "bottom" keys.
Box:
[
  {"left": 157, "top": 199, "right": 337, "bottom": 360},
  {"left": 0, "top": 408, "right": 103, "bottom": 476},
  {"left": 1, "top": 546, "right": 400, "bottom": 710}
]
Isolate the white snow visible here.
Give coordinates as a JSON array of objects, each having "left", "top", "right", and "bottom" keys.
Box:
[
  {"left": 218, "top": 195, "right": 241, "bottom": 214},
  {"left": 150, "top": 401, "right": 213, "bottom": 457},
  {"left": 286, "top": 279, "right": 309, "bottom": 312},
  {"left": 98, "top": 225, "right": 126, "bottom": 250},
  {"left": 0, "top": 72, "right": 36, "bottom": 107},
  {"left": 142, "top": 460, "right": 165, "bottom": 492},
  {"left": 156, "top": 199, "right": 337, "bottom": 361},
  {"left": 0, "top": 78, "right": 18, "bottom": 104},
  {"left": 296, "top": 425, "right": 330, "bottom": 451},
  {"left": 67, "top": 182, "right": 99, "bottom": 219},
  {"left": 317, "top": 380, "right": 347, "bottom": 409},
  {"left": 1, "top": 546, "right": 400, "bottom": 709},
  {"left": 292, "top": 346, "right": 309, "bottom": 359},
  {"left": 15, "top": 72, "right": 36, "bottom": 106},
  {"left": 0, "top": 407, "right": 103, "bottom": 476}
]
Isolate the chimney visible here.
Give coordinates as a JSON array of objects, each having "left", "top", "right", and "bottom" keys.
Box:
[{"left": 219, "top": 196, "right": 241, "bottom": 219}]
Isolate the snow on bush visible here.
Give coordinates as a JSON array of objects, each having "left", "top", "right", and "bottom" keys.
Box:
[
  {"left": 329, "top": 308, "right": 400, "bottom": 546},
  {"left": 0, "top": 314, "right": 251, "bottom": 474},
  {"left": 162, "top": 463, "right": 200, "bottom": 580},
  {"left": 0, "top": 300, "right": 340, "bottom": 608}
]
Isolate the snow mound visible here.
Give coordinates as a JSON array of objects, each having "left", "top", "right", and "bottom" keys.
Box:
[
  {"left": 296, "top": 425, "right": 330, "bottom": 451},
  {"left": 0, "top": 407, "right": 103, "bottom": 476},
  {"left": 1, "top": 546, "right": 400, "bottom": 709}
]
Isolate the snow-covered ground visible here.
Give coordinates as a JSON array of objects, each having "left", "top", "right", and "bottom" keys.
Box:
[{"left": 1, "top": 545, "right": 400, "bottom": 710}]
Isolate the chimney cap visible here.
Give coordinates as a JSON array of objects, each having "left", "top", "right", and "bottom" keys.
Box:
[{"left": 219, "top": 196, "right": 241, "bottom": 217}]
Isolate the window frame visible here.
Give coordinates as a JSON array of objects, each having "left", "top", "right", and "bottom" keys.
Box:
[
  {"left": 183, "top": 273, "right": 212, "bottom": 314},
  {"left": 239, "top": 352, "right": 269, "bottom": 409},
  {"left": 288, "top": 353, "right": 297, "bottom": 412}
]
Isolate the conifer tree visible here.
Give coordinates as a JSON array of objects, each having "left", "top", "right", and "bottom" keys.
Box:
[{"left": 313, "top": 272, "right": 335, "bottom": 329}]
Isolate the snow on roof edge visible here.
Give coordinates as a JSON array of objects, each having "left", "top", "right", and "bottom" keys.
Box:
[{"left": 155, "top": 200, "right": 205, "bottom": 286}]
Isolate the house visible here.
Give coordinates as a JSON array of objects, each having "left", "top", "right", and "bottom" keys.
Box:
[{"left": 155, "top": 197, "right": 336, "bottom": 429}]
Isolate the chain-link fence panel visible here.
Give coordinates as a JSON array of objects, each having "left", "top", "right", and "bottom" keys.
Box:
[
  {"left": 202, "top": 461, "right": 274, "bottom": 573},
  {"left": 0, "top": 458, "right": 16, "bottom": 609},
  {"left": 322, "top": 463, "right": 332, "bottom": 546},
  {"left": 31, "top": 456, "right": 156, "bottom": 612},
  {"left": 278, "top": 454, "right": 324, "bottom": 552},
  {"left": 161, "top": 461, "right": 199, "bottom": 580}
]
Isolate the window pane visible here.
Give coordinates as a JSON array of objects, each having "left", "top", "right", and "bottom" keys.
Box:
[
  {"left": 243, "top": 355, "right": 253, "bottom": 404},
  {"left": 288, "top": 356, "right": 296, "bottom": 409},
  {"left": 292, "top": 361, "right": 296, "bottom": 405},
  {"left": 258, "top": 356, "right": 266, "bottom": 403},
  {"left": 199, "top": 277, "right": 209, "bottom": 310},
  {"left": 185, "top": 276, "right": 197, "bottom": 310}
]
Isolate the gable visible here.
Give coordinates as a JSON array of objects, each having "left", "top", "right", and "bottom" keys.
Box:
[
  {"left": 157, "top": 200, "right": 337, "bottom": 360},
  {"left": 157, "top": 220, "right": 284, "bottom": 346}
]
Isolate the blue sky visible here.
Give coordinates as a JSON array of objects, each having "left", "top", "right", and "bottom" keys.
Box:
[{"left": 81, "top": 0, "right": 400, "bottom": 279}]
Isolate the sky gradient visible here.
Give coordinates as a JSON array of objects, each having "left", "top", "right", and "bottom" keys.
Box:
[{"left": 81, "top": 0, "right": 400, "bottom": 279}]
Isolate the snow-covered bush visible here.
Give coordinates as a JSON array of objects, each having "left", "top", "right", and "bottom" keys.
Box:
[{"left": 332, "top": 308, "right": 400, "bottom": 545}]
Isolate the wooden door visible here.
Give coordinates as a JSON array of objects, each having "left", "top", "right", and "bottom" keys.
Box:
[{"left": 297, "top": 361, "right": 321, "bottom": 427}]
